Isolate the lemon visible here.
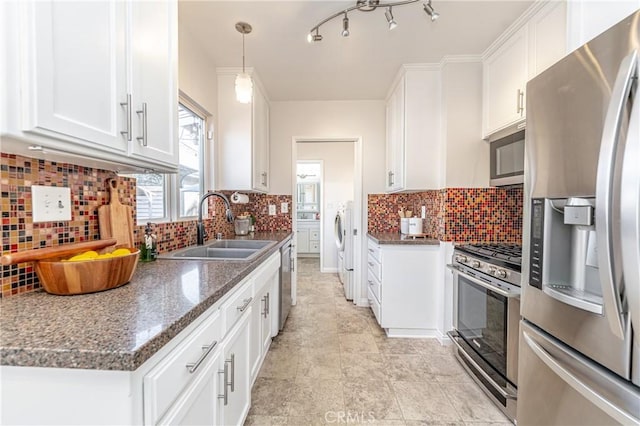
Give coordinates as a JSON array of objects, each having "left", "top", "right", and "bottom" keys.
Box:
[
  {"left": 111, "top": 248, "right": 131, "bottom": 257},
  {"left": 67, "top": 250, "right": 100, "bottom": 262},
  {"left": 68, "top": 253, "right": 92, "bottom": 262},
  {"left": 96, "top": 253, "right": 113, "bottom": 259}
]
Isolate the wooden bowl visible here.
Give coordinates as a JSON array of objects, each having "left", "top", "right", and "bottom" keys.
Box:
[{"left": 34, "top": 249, "right": 140, "bottom": 295}]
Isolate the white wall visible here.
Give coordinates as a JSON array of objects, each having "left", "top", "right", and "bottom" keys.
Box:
[
  {"left": 298, "top": 142, "right": 355, "bottom": 271},
  {"left": 269, "top": 101, "right": 386, "bottom": 195},
  {"left": 441, "top": 60, "right": 489, "bottom": 187},
  {"left": 178, "top": 25, "right": 218, "bottom": 188}
]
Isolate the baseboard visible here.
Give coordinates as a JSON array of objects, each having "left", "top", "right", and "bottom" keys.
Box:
[
  {"left": 385, "top": 328, "right": 441, "bottom": 338},
  {"left": 435, "top": 330, "right": 452, "bottom": 346},
  {"left": 321, "top": 267, "right": 339, "bottom": 273},
  {"left": 355, "top": 298, "right": 370, "bottom": 307}
]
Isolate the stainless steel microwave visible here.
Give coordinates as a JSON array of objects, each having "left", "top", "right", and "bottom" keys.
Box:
[{"left": 489, "top": 128, "right": 525, "bottom": 186}]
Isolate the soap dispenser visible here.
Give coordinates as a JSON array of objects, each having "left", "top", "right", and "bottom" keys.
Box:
[{"left": 141, "top": 222, "right": 158, "bottom": 262}]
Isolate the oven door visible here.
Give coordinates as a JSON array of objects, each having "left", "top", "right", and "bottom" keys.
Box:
[{"left": 448, "top": 264, "right": 520, "bottom": 412}]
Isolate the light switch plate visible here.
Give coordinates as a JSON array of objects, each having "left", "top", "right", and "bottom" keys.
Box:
[
  {"left": 32, "top": 185, "right": 71, "bottom": 223},
  {"left": 421, "top": 206, "right": 426, "bottom": 219},
  {"left": 281, "top": 202, "right": 289, "bottom": 214},
  {"left": 268, "top": 204, "right": 276, "bottom": 215}
]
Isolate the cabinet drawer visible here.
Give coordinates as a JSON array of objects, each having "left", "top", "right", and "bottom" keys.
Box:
[
  {"left": 222, "top": 280, "right": 254, "bottom": 335},
  {"left": 143, "top": 308, "right": 222, "bottom": 425},
  {"left": 367, "top": 254, "right": 382, "bottom": 282},
  {"left": 367, "top": 268, "right": 381, "bottom": 302},
  {"left": 310, "top": 230, "right": 320, "bottom": 241},
  {"left": 310, "top": 241, "right": 320, "bottom": 252},
  {"left": 367, "top": 238, "right": 381, "bottom": 262},
  {"left": 368, "top": 287, "right": 382, "bottom": 326}
]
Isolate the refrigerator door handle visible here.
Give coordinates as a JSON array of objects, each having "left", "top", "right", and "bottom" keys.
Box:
[
  {"left": 620, "top": 57, "right": 640, "bottom": 346},
  {"left": 523, "top": 329, "right": 640, "bottom": 425},
  {"left": 595, "top": 49, "right": 637, "bottom": 339}
]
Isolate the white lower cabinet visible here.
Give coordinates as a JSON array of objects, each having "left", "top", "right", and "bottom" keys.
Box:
[
  {"left": 249, "top": 254, "right": 280, "bottom": 383},
  {"left": 219, "top": 312, "right": 251, "bottom": 426},
  {"left": 0, "top": 251, "right": 282, "bottom": 426},
  {"left": 158, "top": 349, "right": 222, "bottom": 425},
  {"left": 367, "top": 237, "right": 441, "bottom": 337}
]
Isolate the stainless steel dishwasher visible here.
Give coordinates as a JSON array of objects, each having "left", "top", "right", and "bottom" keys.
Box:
[{"left": 279, "top": 238, "right": 292, "bottom": 330}]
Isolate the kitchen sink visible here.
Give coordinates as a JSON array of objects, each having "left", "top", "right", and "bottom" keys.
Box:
[
  {"left": 205, "top": 240, "right": 273, "bottom": 250},
  {"left": 159, "top": 240, "right": 276, "bottom": 261}
]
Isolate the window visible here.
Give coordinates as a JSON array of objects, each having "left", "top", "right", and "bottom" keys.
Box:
[
  {"left": 178, "top": 104, "right": 204, "bottom": 218},
  {"left": 132, "top": 98, "right": 208, "bottom": 223}
]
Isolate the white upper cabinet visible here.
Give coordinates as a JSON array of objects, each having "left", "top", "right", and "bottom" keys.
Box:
[
  {"left": 483, "top": 0, "right": 567, "bottom": 139},
  {"left": 566, "top": 0, "right": 640, "bottom": 51},
  {"left": 483, "top": 27, "right": 528, "bottom": 138},
  {"left": 385, "top": 65, "right": 442, "bottom": 192},
  {"left": 127, "top": 0, "right": 179, "bottom": 168},
  {"left": 0, "top": 0, "right": 178, "bottom": 172},
  {"left": 217, "top": 69, "right": 270, "bottom": 193},
  {"left": 385, "top": 78, "right": 405, "bottom": 192}
]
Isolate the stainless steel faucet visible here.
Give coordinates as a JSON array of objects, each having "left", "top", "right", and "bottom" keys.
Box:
[{"left": 196, "top": 191, "right": 234, "bottom": 245}]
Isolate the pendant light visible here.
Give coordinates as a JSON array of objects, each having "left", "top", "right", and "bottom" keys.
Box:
[{"left": 235, "top": 22, "right": 253, "bottom": 104}]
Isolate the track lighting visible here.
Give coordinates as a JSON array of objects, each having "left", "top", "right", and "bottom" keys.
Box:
[
  {"left": 308, "top": 0, "right": 438, "bottom": 42},
  {"left": 423, "top": 0, "right": 439, "bottom": 21},
  {"left": 307, "top": 28, "right": 323, "bottom": 43},
  {"left": 342, "top": 13, "right": 350, "bottom": 37},
  {"left": 385, "top": 7, "right": 397, "bottom": 30}
]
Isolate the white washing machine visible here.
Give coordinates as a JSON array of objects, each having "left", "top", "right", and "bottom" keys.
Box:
[{"left": 334, "top": 201, "right": 354, "bottom": 300}]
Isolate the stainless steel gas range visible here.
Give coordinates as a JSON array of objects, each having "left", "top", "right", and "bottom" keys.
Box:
[{"left": 447, "top": 244, "right": 522, "bottom": 422}]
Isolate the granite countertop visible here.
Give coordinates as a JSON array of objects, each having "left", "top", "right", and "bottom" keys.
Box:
[
  {"left": 0, "top": 232, "right": 292, "bottom": 371},
  {"left": 368, "top": 232, "right": 440, "bottom": 245}
]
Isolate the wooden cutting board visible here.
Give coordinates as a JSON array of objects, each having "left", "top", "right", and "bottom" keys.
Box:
[{"left": 98, "top": 179, "right": 135, "bottom": 248}]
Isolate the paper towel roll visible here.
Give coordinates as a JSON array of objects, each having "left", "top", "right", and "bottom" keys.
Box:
[{"left": 231, "top": 192, "right": 249, "bottom": 204}]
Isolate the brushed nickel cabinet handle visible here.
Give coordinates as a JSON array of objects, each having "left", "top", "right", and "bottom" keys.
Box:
[
  {"left": 229, "top": 353, "right": 236, "bottom": 392},
  {"left": 185, "top": 340, "right": 218, "bottom": 373},
  {"left": 120, "top": 93, "right": 132, "bottom": 141},
  {"left": 136, "top": 102, "right": 148, "bottom": 146},
  {"left": 237, "top": 297, "right": 253, "bottom": 312},
  {"left": 218, "top": 358, "right": 230, "bottom": 405}
]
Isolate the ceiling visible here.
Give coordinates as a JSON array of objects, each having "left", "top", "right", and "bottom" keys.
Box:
[{"left": 178, "top": 0, "right": 534, "bottom": 101}]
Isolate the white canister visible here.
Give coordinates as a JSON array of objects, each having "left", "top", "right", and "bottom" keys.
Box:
[
  {"left": 408, "top": 217, "right": 423, "bottom": 235},
  {"left": 400, "top": 218, "right": 409, "bottom": 234}
]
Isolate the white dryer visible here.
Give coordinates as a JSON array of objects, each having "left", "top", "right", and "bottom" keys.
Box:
[{"left": 334, "top": 201, "right": 354, "bottom": 300}]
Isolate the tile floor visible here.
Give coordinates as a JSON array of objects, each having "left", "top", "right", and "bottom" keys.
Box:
[{"left": 245, "top": 258, "right": 512, "bottom": 425}]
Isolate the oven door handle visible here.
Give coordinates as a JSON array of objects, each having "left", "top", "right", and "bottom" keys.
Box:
[{"left": 447, "top": 264, "right": 520, "bottom": 298}]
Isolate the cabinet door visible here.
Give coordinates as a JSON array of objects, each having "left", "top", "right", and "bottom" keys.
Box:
[
  {"left": 220, "top": 312, "right": 251, "bottom": 426},
  {"left": 128, "top": 0, "right": 178, "bottom": 168},
  {"left": 22, "top": 0, "right": 128, "bottom": 153},
  {"left": 483, "top": 26, "right": 528, "bottom": 137},
  {"left": 250, "top": 284, "right": 267, "bottom": 382},
  {"left": 260, "top": 272, "right": 278, "bottom": 354},
  {"left": 252, "top": 86, "right": 269, "bottom": 192},
  {"left": 297, "top": 229, "right": 310, "bottom": 253},
  {"left": 529, "top": 0, "right": 567, "bottom": 78},
  {"left": 385, "top": 78, "right": 405, "bottom": 192},
  {"left": 158, "top": 350, "right": 221, "bottom": 426}
]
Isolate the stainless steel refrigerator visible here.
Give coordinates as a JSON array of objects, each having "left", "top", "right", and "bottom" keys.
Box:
[{"left": 519, "top": 10, "right": 640, "bottom": 425}]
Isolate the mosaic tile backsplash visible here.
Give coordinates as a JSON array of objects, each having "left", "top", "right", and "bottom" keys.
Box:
[
  {"left": 367, "top": 187, "right": 523, "bottom": 244},
  {"left": 0, "top": 153, "right": 292, "bottom": 298}
]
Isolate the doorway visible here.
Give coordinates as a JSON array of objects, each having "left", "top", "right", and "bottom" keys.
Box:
[
  {"left": 295, "top": 161, "right": 322, "bottom": 259},
  {"left": 292, "top": 138, "right": 362, "bottom": 305}
]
